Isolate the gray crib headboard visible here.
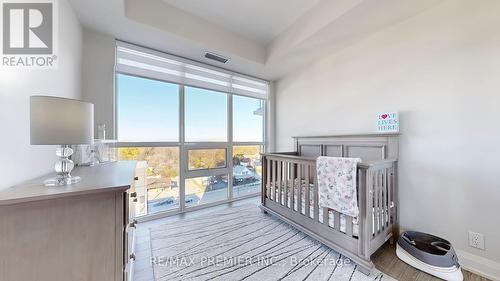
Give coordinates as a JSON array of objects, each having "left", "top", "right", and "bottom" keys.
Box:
[{"left": 293, "top": 134, "right": 399, "bottom": 161}]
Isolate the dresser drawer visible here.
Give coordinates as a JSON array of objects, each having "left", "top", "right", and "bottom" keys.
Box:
[
  {"left": 123, "top": 182, "right": 137, "bottom": 281},
  {"left": 123, "top": 214, "right": 136, "bottom": 281}
]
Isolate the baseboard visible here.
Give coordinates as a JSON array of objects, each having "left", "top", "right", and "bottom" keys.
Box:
[{"left": 455, "top": 249, "right": 500, "bottom": 280}]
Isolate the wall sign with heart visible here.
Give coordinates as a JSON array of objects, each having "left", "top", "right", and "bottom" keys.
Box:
[{"left": 377, "top": 112, "right": 399, "bottom": 133}]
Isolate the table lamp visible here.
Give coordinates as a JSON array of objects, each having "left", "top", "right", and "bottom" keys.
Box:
[{"left": 30, "top": 96, "right": 94, "bottom": 186}]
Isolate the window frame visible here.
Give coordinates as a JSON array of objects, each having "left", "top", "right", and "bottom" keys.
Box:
[{"left": 114, "top": 72, "right": 267, "bottom": 219}]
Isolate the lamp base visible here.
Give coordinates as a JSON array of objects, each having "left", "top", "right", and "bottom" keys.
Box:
[
  {"left": 44, "top": 175, "right": 81, "bottom": 186},
  {"left": 44, "top": 145, "right": 81, "bottom": 187}
]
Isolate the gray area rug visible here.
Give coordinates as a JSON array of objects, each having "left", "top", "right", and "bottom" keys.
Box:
[{"left": 150, "top": 204, "right": 396, "bottom": 281}]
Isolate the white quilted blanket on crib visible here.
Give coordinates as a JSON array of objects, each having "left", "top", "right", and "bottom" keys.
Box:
[{"left": 317, "top": 156, "right": 361, "bottom": 217}]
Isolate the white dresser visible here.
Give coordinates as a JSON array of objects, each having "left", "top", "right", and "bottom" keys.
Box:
[{"left": 0, "top": 161, "right": 138, "bottom": 281}]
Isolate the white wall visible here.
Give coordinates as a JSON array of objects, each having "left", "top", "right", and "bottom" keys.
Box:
[
  {"left": 0, "top": 0, "right": 82, "bottom": 189},
  {"left": 275, "top": 0, "right": 500, "bottom": 278},
  {"left": 81, "top": 29, "right": 116, "bottom": 139}
]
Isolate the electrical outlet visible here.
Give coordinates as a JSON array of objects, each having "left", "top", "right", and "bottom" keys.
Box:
[{"left": 468, "top": 231, "right": 485, "bottom": 250}]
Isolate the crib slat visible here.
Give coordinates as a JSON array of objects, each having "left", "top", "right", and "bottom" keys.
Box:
[
  {"left": 384, "top": 169, "right": 390, "bottom": 224},
  {"left": 323, "top": 208, "right": 329, "bottom": 227},
  {"left": 389, "top": 167, "right": 394, "bottom": 224},
  {"left": 297, "top": 165, "right": 302, "bottom": 214},
  {"left": 290, "top": 164, "right": 295, "bottom": 210},
  {"left": 282, "top": 161, "right": 286, "bottom": 205},
  {"left": 391, "top": 167, "right": 398, "bottom": 224},
  {"left": 333, "top": 211, "right": 340, "bottom": 231},
  {"left": 285, "top": 162, "right": 293, "bottom": 208},
  {"left": 374, "top": 172, "right": 379, "bottom": 234},
  {"left": 277, "top": 160, "right": 282, "bottom": 204},
  {"left": 272, "top": 160, "right": 277, "bottom": 201},
  {"left": 266, "top": 158, "right": 271, "bottom": 199},
  {"left": 378, "top": 170, "right": 382, "bottom": 231},
  {"left": 381, "top": 169, "right": 386, "bottom": 229},
  {"left": 373, "top": 172, "right": 376, "bottom": 233},
  {"left": 286, "top": 162, "right": 289, "bottom": 206},
  {"left": 346, "top": 216, "right": 353, "bottom": 236},
  {"left": 389, "top": 168, "right": 393, "bottom": 226},
  {"left": 288, "top": 162, "right": 292, "bottom": 208},
  {"left": 384, "top": 169, "right": 389, "bottom": 228},
  {"left": 305, "top": 165, "right": 310, "bottom": 218},
  {"left": 269, "top": 160, "right": 273, "bottom": 200},
  {"left": 384, "top": 171, "right": 387, "bottom": 226},
  {"left": 313, "top": 166, "right": 319, "bottom": 221},
  {"left": 378, "top": 170, "right": 383, "bottom": 232},
  {"left": 376, "top": 170, "right": 381, "bottom": 233},
  {"left": 380, "top": 170, "right": 385, "bottom": 231},
  {"left": 283, "top": 161, "right": 287, "bottom": 206}
]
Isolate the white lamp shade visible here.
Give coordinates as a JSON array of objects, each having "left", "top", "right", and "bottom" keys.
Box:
[{"left": 30, "top": 96, "right": 94, "bottom": 145}]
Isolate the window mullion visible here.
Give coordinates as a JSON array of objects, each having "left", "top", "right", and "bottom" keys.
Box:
[
  {"left": 263, "top": 100, "right": 267, "bottom": 153},
  {"left": 228, "top": 94, "right": 233, "bottom": 200},
  {"left": 179, "top": 85, "right": 186, "bottom": 212}
]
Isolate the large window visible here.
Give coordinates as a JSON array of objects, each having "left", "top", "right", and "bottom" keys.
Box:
[
  {"left": 116, "top": 74, "right": 179, "bottom": 142},
  {"left": 185, "top": 87, "right": 227, "bottom": 142},
  {"left": 115, "top": 41, "right": 268, "bottom": 217}
]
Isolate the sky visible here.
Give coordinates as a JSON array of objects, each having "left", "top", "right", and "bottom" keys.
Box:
[{"left": 117, "top": 74, "right": 263, "bottom": 142}]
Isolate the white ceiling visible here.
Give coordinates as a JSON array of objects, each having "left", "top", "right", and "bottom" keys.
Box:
[
  {"left": 161, "top": 0, "right": 321, "bottom": 44},
  {"left": 69, "top": 0, "right": 444, "bottom": 80}
]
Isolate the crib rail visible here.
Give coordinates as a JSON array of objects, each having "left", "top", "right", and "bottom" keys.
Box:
[{"left": 261, "top": 152, "right": 398, "bottom": 273}]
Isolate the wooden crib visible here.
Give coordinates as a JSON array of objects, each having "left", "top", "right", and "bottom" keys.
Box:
[{"left": 260, "top": 134, "right": 399, "bottom": 274}]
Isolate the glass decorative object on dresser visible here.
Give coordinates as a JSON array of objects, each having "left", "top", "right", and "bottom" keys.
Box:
[
  {"left": 97, "top": 123, "right": 106, "bottom": 140},
  {"left": 72, "top": 140, "right": 117, "bottom": 166}
]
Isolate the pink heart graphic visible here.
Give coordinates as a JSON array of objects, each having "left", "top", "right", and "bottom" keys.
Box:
[{"left": 381, "top": 114, "right": 388, "bottom": 119}]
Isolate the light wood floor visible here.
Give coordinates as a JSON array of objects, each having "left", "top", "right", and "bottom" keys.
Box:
[
  {"left": 133, "top": 197, "right": 489, "bottom": 281},
  {"left": 372, "top": 241, "right": 490, "bottom": 281}
]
